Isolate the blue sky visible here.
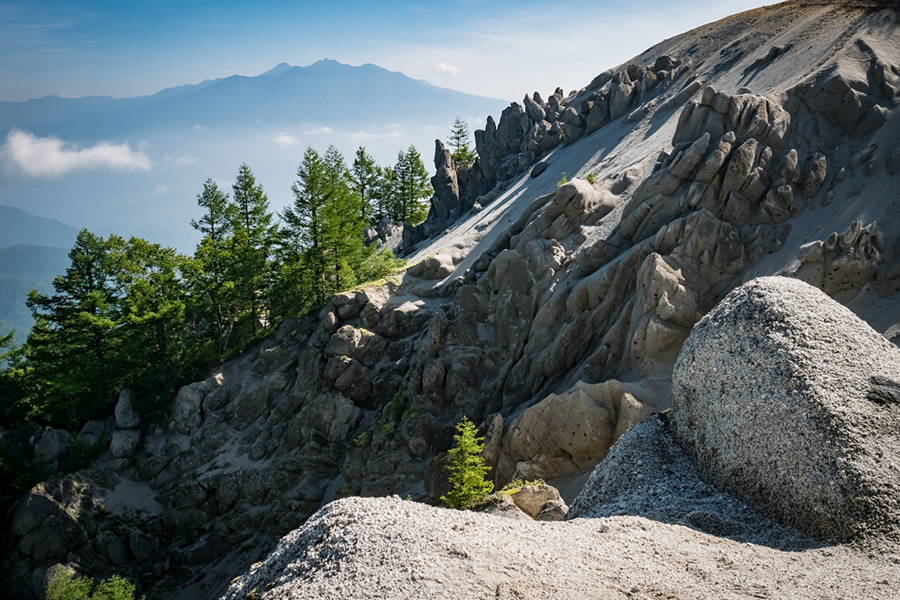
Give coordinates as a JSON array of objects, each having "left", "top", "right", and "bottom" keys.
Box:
[{"left": 2, "top": 0, "right": 769, "bottom": 102}]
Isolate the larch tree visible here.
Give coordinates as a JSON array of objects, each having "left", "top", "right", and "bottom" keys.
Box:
[
  {"left": 448, "top": 116, "right": 477, "bottom": 166},
  {"left": 23, "top": 230, "right": 125, "bottom": 426},
  {"left": 230, "top": 164, "right": 276, "bottom": 336},
  {"left": 189, "top": 179, "right": 236, "bottom": 354},
  {"left": 350, "top": 146, "right": 381, "bottom": 224},
  {"left": 392, "top": 145, "right": 431, "bottom": 225}
]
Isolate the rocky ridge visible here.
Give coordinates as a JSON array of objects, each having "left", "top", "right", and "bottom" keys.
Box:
[
  {"left": 4, "top": 1, "right": 900, "bottom": 598},
  {"left": 220, "top": 278, "right": 900, "bottom": 599}
]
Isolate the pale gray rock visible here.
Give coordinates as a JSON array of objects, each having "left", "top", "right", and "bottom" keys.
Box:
[
  {"left": 171, "top": 380, "right": 209, "bottom": 435},
  {"left": 110, "top": 429, "right": 141, "bottom": 459},
  {"left": 115, "top": 388, "right": 141, "bottom": 429},
  {"left": 34, "top": 428, "right": 71, "bottom": 463},
  {"left": 671, "top": 277, "right": 900, "bottom": 542}
]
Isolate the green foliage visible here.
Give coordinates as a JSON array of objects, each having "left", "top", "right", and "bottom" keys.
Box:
[
  {"left": 229, "top": 163, "right": 277, "bottom": 340},
  {"left": 389, "top": 391, "right": 409, "bottom": 422},
  {"left": 585, "top": 171, "right": 597, "bottom": 183},
  {"left": 350, "top": 431, "right": 367, "bottom": 448},
  {"left": 18, "top": 230, "right": 195, "bottom": 427},
  {"left": 1, "top": 141, "right": 417, "bottom": 433},
  {"left": 556, "top": 172, "right": 568, "bottom": 188},
  {"left": 440, "top": 417, "right": 494, "bottom": 510},
  {"left": 350, "top": 147, "right": 381, "bottom": 224},
  {"left": 0, "top": 438, "right": 48, "bottom": 514},
  {"left": 22, "top": 230, "right": 129, "bottom": 426},
  {"left": 448, "top": 117, "right": 477, "bottom": 166},
  {"left": 501, "top": 478, "right": 545, "bottom": 493},
  {"left": 68, "top": 435, "right": 101, "bottom": 472},
  {"left": 46, "top": 566, "right": 145, "bottom": 600},
  {"left": 378, "top": 146, "right": 431, "bottom": 225}
]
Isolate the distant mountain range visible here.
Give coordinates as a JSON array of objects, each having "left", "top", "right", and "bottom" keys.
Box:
[
  {"left": 0, "top": 60, "right": 509, "bottom": 253},
  {"left": 0, "top": 59, "right": 507, "bottom": 142},
  {"left": 0, "top": 205, "right": 78, "bottom": 249},
  {"left": 0, "top": 206, "right": 75, "bottom": 345}
]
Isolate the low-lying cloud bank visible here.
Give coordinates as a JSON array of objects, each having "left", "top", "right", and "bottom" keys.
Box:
[{"left": 2, "top": 129, "right": 152, "bottom": 177}]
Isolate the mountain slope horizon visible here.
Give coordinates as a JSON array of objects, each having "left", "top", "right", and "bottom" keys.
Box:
[
  {"left": 0, "top": 59, "right": 509, "bottom": 253},
  {"left": 0, "top": 59, "right": 508, "bottom": 141}
]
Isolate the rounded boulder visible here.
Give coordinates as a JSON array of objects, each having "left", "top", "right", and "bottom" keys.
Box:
[{"left": 671, "top": 276, "right": 900, "bottom": 542}]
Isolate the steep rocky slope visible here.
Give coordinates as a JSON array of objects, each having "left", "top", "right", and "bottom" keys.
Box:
[
  {"left": 221, "top": 277, "right": 900, "bottom": 600},
  {"left": 4, "top": 1, "right": 900, "bottom": 598}
]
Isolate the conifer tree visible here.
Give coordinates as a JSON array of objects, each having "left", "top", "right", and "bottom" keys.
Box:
[
  {"left": 24, "top": 230, "right": 126, "bottom": 425},
  {"left": 189, "top": 179, "right": 236, "bottom": 353},
  {"left": 441, "top": 417, "right": 494, "bottom": 509},
  {"left": 448, "top": 116, "right": 477, "bottom": 166},
  {"left": 388, "top": 146, "right": 431, "bottom": 225},
  {"left": 113, "top": 237, "right": 190, "bottom": 409},
  {"left": 350, "top": 146, "right": 380, "bottom": 224},
  {"left": 230, "top": 164, "right": 276, "bottom": 335},
  {"left": 280, "top": 147, "right": 328, "bottom": 306},
  {"left": 320, "top": 146, "right": 368, "bottom": 294}
]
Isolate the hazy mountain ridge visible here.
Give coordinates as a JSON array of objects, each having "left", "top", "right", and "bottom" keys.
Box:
[
  {"left": 0, "top": 206, "right": 77, "bottom": 250},
  {"left": 0, "top": 244, "right": 71, "bottom": 344},
  {"left": 0, "top": 60, "right": 508, "bottom": 253},
  {"left": 0, "top": 60, "right": 506, "bottom": 141}
]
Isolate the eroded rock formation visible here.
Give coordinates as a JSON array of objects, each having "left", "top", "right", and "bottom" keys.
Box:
[{"left": 5, "top": 1, "right": 900, "bottom": 598}]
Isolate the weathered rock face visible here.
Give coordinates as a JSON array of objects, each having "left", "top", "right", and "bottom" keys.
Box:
[
  {"left": 6, "top": 2, "right": 900, "bottom": 598},
  {"left": 671, "top": 277, "right": 900, "bottom": 542}
]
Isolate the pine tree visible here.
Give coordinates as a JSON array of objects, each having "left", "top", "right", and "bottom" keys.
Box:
[
  {"left": 281, "top": 148, "right": 328, "bottom": 306},
  {"left": 350, "top": 146, "right": 381, "bottom": 224},
  {"left": 321, "top": 146, "right": 368, "bottom": 295},
  {"left": 448, "top": 116, "right": 477, "bottom": 166},
  {"left": 230, "top": 164, "right": 276, "bottom": 336},
  {"left": 390, "top": 146, "right": 431, "bottom": 225},
  {"left": 24, "top": 230, "right": 126, "bottom": 426},
  {"left": 372, "top": 165, "right": 398, "bottom": 223},
  {"left": 189, "top": 179, "right": 236, "bottom": 354},
  {"left": 114, "top": 237, "right": 191, "bottom": 411},
  {"left": 280, "top": 146, "right": 372, "bottom": 307},
  {"left": 440, "top": 417, "right": 494, "bottom": 509}
]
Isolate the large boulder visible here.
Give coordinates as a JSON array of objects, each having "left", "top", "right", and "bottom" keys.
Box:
[
  {"left": 114, "top": 389, "right": 141, "bottom": 429},
  {"left": 495, "top": 380, "right": 650, "bottom": 483},
  {"left": 671, "top": 276, "right": 900, "bottom": 542}
]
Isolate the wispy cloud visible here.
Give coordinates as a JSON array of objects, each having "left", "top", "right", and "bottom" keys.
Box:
[
  {"left": 303, "top": 126, "right": 333, "bottom": 136},
  {"left": 273, "top": 132, "right": 300, "bottom": 147},
  {"left": 2, "top": 129, "right": 152, "bottom": 177},
  {"left": 436, "top": 62, "right": 460, "bottom": 77},
  {"left": 172, "top": 154, "right": 197, "bottom": 166}
]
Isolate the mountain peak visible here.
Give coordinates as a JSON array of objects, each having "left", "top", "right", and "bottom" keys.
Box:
[{"left": 259, "top": 62, "right": 293, "bottom": 77}]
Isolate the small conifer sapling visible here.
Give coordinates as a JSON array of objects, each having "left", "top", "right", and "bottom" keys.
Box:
[{"left": 441, "top": 417, "right": 494, "bottom": 509}]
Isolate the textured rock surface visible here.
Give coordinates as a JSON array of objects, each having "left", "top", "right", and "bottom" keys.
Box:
[
  {"left": 671, "top": 277, "right": 900, "bottom": 542},
  {"left": 6, "top": 2, "right": 900, "bottom": 598},
  {"left": 114, "top": 389, "right": 141, "bottom": 429},
  {"left": 220, "top": 422, "right": 900, "bottom": 600}
]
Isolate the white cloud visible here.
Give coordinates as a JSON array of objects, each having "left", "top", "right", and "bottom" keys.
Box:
[
  {"left": 173, "top": 154, "right": 197, "bottom": 166},
  {"left": 436, "top": 62, "right": 461, "bottom": 77},
  {"left": 273, "top": 132, "right": 300, "bottom": 147},
  {"left": 303, "top": 126, "right": 333, "bottom": 136},
  {"left": 2, "top": 129, "right": 152, "bottom": 177}
]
